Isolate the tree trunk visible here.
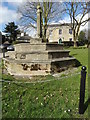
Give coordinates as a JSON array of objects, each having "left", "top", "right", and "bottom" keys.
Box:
[
  {"left": 73, "top": 29, "right": 77, "bottom": 47},
  {"left": 44, "top": 27, "right": 47, "bottom": 38},
  {"left": 74, "top": 39, "right": 77, "bottom": 47},
  {"left": 42, "top": 24, "right": 47, "bottom": 42}
]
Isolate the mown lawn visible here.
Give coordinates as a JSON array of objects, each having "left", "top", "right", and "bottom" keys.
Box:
[{"left": 1, "top": 47, "right": 89, "bottom": 119}]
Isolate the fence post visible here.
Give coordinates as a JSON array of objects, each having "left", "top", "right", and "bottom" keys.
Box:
[
  {"left": 2, "top": 49, "right": 5, "bottom": 58},
  {"left": 79, "top": 66, "right": 87, "bottom": 114}
]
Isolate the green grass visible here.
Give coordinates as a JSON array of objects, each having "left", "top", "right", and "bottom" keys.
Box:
[
  {"left": 1, "top": 47, "right": 89, "bottom": 119},
  {"left": 68, "top": 47, "right": 88, "bottom": 69}
]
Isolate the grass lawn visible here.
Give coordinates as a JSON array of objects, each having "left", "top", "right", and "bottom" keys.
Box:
[{"left": 1, "top": 47, "right": 89, "bottom": 119}]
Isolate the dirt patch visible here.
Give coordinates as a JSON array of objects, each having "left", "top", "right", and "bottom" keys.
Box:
[{"left": 52, "top": 67, "right": 79, "bottom": 77}]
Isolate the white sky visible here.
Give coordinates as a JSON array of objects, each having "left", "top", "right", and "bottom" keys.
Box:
[{"left": 0, "top": 5, "right": 18, "bottom": 24}]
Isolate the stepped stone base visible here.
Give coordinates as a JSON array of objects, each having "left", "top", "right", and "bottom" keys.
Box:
[
  {"left": 3, "top": 57, "right": 75, "bottom": 76},
  {"left": 4, "top": 41, "right": 76, "bottom": 76}
]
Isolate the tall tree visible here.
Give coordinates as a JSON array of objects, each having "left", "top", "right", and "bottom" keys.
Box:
[
  {"left": 78, "top": 30, "right": 87, "bottom": 45},
  {"left": 78, "top": 31, "right": 86, "bottom": 42},
  {"left": 4, "top": 22, "right": 20, "bottom": 43},
  {"left": 63, "top": 2, "right": 90, "bottom": 47},
  {"left": 18, "top": 1, "right": 63, "bottom": 40}
]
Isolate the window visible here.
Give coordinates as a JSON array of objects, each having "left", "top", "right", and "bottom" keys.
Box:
[
  {"left": 69, "top": 29, "right": 72, "bottom": 34},
  {"left": 59, "top": 29, "right": 62, "bottom": 34},
  {"left": 69, "top": 38, "right": 72, "bottom": 41}
]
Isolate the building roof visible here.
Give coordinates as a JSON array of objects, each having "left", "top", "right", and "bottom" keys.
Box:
[
  {"left": 47, "top": 23, "right": 72, "bottom": 28},
  {"left": 3, "top": 41, "right": 10, "bottom": 44},
  {"left": 17, "top": 36, "right": 32, "bottom": 40}
]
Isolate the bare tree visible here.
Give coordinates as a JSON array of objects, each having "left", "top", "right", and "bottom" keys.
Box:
[
  {"left": 18, "top": 1, "right": 63, "bottom": 40},
  {"left": 63, "top": 2, "right": 90, "bottom": 47}
]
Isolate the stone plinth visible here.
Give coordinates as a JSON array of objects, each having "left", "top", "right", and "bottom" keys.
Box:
[
  {"left": 13, "top": 43, "right": 63, "bottom": 52},
  {"left": 4, "top": 42, "right": 76, "bottom": 76}
]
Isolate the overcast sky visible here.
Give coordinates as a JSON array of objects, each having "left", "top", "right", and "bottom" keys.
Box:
[{"left": 0, "top": 0, "right": 89, "bottom": 36}]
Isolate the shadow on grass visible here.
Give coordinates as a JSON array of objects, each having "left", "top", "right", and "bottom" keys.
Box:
[
  {"left": 83, "top": 97, "right": 90, "bottom": 114},
  {"left": 67, "top": 98, "right": 90, "bottom": 117},
  {"left": 69, "top": 55, "right": 82, "bottom": 67},
  {"left": 75, "top": 59, "right": 82, "bottom": 67},
  {"left": 71, "top": 53, "right": 78, "bottom": 56}
]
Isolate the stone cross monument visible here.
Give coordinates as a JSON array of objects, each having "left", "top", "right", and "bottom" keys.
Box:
[
  {"left": 3, "top": 4, "right": 76, "bottom": 76},
  {"left": 37, "top": 4, "right": 42, "bottom": 38}
]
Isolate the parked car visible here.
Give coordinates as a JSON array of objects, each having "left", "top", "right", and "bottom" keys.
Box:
[
  {"left": 7, "top": 45, "right": 14, "bottom": 51},
  {"left": 0, "top": 43, "right": 11, "bottom": 51}
]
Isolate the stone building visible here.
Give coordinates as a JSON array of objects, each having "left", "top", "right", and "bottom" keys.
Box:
[{"left": 47, "top": 23, "right": 73, "bottom": 43}]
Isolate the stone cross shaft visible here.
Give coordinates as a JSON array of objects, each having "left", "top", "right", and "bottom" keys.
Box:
[{"left": 37, "top": 5, "right": 42, "bottom": 38}]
